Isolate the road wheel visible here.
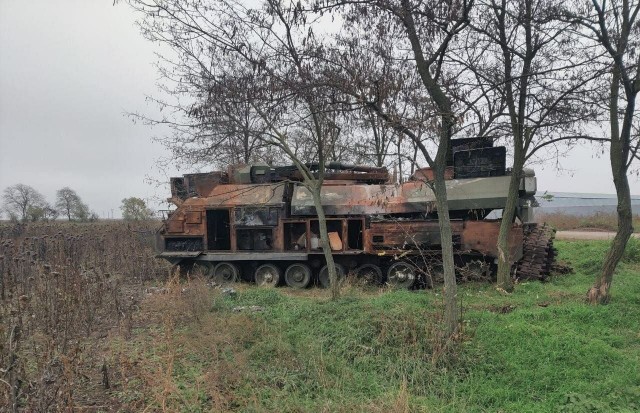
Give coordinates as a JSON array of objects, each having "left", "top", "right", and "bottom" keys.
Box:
[
  {"left": 285, "top": 263, "right": 312, "bottom": 289},
  {"left": 192, "top": 261, "right": 214, "bottom": 278},
  {"left": 255, "top": 264, "right": 281, "bottom": 287},
  {"left": 387, "top": 261, "right": 417, "bottom": 289},
  {"left": 318, "top": 263, "right": 346, "bottom": 288},
  {"left": 213, "top": 262, "right": 239, "bottom": 285},
  {"left": 354, "top": 264, "right": 383, "bottom": 286},
  {"left": 458, "top": 260, "right": 490, "bottom": 281}
]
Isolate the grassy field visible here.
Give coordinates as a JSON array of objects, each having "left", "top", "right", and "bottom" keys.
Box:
[
  {"left": 111, "top": 240, "right": 640, "bottom": 412},
  {"left": 2, "top": 222, "right": 639, "bottom": 412}
]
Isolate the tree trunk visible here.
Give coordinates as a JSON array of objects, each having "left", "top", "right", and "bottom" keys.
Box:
[
  {"left": 496, "top": 147, "right": 525, "bottom": 291},
  {"left": 587, "top": 132, "right": 633, "bottom": 304},
  {"left": 396, "top": 0, "right": 461, "bottom": 335},
  {"left": 432, "top": 176, "right": 459, "bottom": 335},
  {"left": 432, "top": 121, "right": 459, "bottom": 336},
  {"left": 312, "top": 186, "right": 340, "bottom": 299},
  {"left": 587, "top": 62, "right": 635, "bottom": 304}
]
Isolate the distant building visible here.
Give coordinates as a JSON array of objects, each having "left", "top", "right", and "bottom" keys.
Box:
[{"left": 535, "top": 192, "right": 640, "bottom": 216}]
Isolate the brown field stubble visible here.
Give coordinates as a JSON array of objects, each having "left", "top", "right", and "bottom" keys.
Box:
[
  {"left": 0, "top": 221, "right": 170, "bottom": 411},
  {"left": 538, "top": 211, "right": 640, "bottom": 232}
]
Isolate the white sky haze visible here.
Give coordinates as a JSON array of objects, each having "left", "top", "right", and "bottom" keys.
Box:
[{"left": 0, "top": 0, "right": 638, "bottom": 218}]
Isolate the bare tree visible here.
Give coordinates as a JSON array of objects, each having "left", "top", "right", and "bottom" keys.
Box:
[
  {"left": 55, "top": 187, "right": 90, "bottom": 222},
  {"left": 141, "top": 73, "right": 278, "bottom": 170},
  {"left": 310, "top": 0, "right": 477, "bottom": 334},
  {"left": 563, "top": 0, "right": 640, "bottom": 303},
  {"left": 128, "top": 0, "right": 353, "bottom": 298},
  {"left": 468, "top": 0, "right": 603, "bottom": 290},
  {"left": 2, "top": 184, "right": 47, "bottom": 222}
]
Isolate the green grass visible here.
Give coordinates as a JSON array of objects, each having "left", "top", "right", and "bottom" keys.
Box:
[{"left": 113, "top": 240, "right": 640, "bottom": 412}]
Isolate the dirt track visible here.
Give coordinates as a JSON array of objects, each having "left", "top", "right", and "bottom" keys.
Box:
[{"left": 556, "top": 231, "right": 640, "bottom": 240}]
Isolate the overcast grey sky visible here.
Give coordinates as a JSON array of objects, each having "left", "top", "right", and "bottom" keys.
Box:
[
  {"left": 0, "top": 0, "right": 638, "bottom": 219},
  {"left": 0, "top": 0, "right": 179, "bottom": 218}
]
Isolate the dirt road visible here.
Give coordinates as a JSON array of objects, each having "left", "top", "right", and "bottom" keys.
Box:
[{"left": 556, "top": 231, "right": 640, "bottom": 240}]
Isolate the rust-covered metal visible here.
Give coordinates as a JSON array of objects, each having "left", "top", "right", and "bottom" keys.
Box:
[
  {"left": 170, "top": 171, "right": 228, "bottom": 205},
  {"left": 156, "top": 138, "right": 554, "bottom": 287},
  {"left": 366, "top": 220, "right": 462, "bottom": 251},
  {"left": 461, "top": 220, "right": 523, "bottom": 262},
  {"left": 410, "top": 167, "right": 454, "bottom": 182},
  {"left": 183, "top": 183, "right": 287, "bottom": 206},
  {"left": 290, "top": 176, "right": 515, "bottom": 216},
  {"left": 515, "top": 224, "right": 556, "bottom": 281}
]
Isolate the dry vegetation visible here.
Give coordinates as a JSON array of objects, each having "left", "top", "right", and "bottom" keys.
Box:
[
  {"left": 109, "top": 279, "right": 455, "bottom": 412},
  {"left": 1, "top": 220, "right": 639, "bottom": 412},
  {"left": 538, "top": 211, "right": 640, "bottom": 232},
  {"left": 0, "top": 221, "right": 170, "bottom": 411}
]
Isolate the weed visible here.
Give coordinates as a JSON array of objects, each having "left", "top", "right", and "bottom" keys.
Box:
[
  {"left": 3, "top": 222, "right": 640, "bottom": 412},
  {"left": 0, "top": 221, "right": 171, "bottom": 410}
]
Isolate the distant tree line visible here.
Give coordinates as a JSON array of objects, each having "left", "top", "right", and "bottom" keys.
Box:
[{"left": 1, "top": 184, "right": 155, "bottom": 222}]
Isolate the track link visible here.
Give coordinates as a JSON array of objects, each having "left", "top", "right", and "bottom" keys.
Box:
[{"left": 514, "top": 223, "right": 557, "bottom": 281}]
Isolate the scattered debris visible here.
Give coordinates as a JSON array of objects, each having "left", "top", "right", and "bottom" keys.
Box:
[
  {"left": 232, "top": 305, "right": 265, "bottom": 313},
  {"left": 145, "top": 287, "right": 168, "bottom": 295},
  {"left": 489, "top": 304, "right": 516, "bottom": 314},
  {"left": 551, "top": 262, "right": 574, "bottom": 275},
  {"left": 221, "top": 287, "right": 237, "bottom": 297},
  {"left": 495, "top": 287, "right": 511, "bottom": 295}
]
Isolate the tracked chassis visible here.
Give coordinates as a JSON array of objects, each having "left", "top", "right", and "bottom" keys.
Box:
[
  {"left": 156, "top": 138, "right": 556, "bottom": 288},
  {"left": 515, "top": 223, "right": 557, "bottom": 281}
]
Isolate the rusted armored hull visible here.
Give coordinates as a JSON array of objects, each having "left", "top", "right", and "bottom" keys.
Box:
[
  {"left": 157, "top": 177, "right": 532, "bottom": 287},
  {"left": 156, "top": 139, "right": 551, "bottom": 288}
]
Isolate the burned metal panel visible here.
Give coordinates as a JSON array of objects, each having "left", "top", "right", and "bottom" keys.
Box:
[
  {"left": 165, "top": 237, "right": 204, "bottom": 252},
  {"left": 291, "top": 184, "right": 432, "bottom": 216},
  {"left": 157, "top": 251, "right": 202, "bottom": 258},
  {"left": 154, "top": 226, "right": 165, "bottom": 253},
  {"left": 195, "top": 252, "right": 308, "bottom": 261},
  {"left": 365, "top": 220, "right": 465, "bottom": 252},
  {"left": 167, "top": 219, "right": 185, "bottom": 233},
  {"left": 410, "top": 167, "right": 454, "bottom": 182},
  {"left": 273, "top": 222, "right": 285, "bottom": 251},
  {"left": 185, "top": 211, "right": 202, "bottom": 224},
  {"left": 290, "top": 177, "right": 512, "bottom": 216},
  {"left": 170, "top": 172, "right": 228, "bottom": 200},
  {"left": 234, "top": 207, "right": 279, "bottom": 226},
  {"left": 453, "top": 147, "right": 506, "bottom": 178},
  {"left": 203, "top": 184, "right": 286, "bottom": 207},
  {"left": 462, "top": 220, "right": 523, "bottom": 261},
  {"left": 236, "top": 228, "right": 274, "bottom": 250},
  {"left": 185, "top": 222, "right": 205, "bottom": 235},
  {"left": 166, "top": 207, "right": 206, "bottom": 237},
  {"left": 175, "top": 184, "right": 284, "bottom": 209},
  {"left": 445, "top": 176, "right": 511, "bottom": 210},
  {"left": 186, "top": 172, "right": 228, "bottom": 197}
]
